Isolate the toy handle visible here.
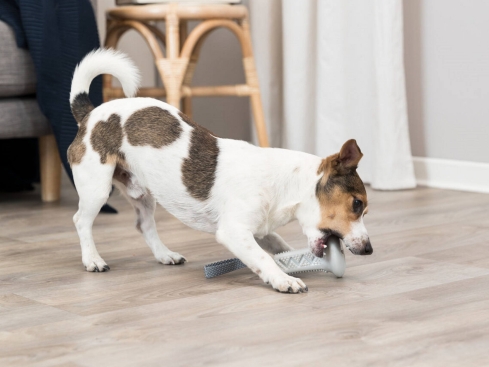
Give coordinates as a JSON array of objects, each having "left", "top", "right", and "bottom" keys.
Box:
[{"left": 324, "top": 236, "right": 346, "bottom": 278}]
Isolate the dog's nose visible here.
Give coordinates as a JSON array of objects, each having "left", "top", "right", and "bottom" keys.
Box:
[{"left": 364, "top": 240, "right": 373, "bottom": 255}]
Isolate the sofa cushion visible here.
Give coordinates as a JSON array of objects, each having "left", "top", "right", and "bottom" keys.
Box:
[
  {"left": 0, "top": 98, "right": 50, "bottom": 138},
  {"left": 0, "top": 21, "right": 37, "bottom": 97}
]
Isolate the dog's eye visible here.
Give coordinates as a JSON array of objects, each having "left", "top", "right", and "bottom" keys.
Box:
[{"left": 353, "top": 199, "right": 363, "bottom": 213}]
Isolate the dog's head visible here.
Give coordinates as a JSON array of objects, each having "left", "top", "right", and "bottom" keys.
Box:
[{"left": 298, "top": 139, "right": 372, "bottom": 257}]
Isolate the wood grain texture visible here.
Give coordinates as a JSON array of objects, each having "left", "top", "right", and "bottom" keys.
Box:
[{"left": 1, "top": 176, "right": 489, "bottom": 366}]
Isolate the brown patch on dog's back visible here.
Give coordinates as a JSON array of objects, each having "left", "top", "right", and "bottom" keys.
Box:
[
  {"left": 178, "top": 112, "right": 215, "bottom": 135},
  {"left": 178, "top": 111, "right": 198, "bottom": 128},
  {"left": 90, "top": 114, "right": 124, "bottom": 164},
  {"left": 182, "top": 124, "right": 219, "bottom": 201},
  {"left": 68, "top": 93, "right": 96, "bottom": 165},
  {"left": 125, "top": 107, "right": 182, "bottom": 148},
  {"left": 68, "top": 115, "right": 89, "bottom": 165}
]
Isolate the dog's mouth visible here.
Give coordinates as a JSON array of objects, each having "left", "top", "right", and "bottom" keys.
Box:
[
  {"left": 312, "top": 230, "right": 343, "bottom": 258},
  {"left": 346, "top": 246, "right": 358, "bottom": 255}
]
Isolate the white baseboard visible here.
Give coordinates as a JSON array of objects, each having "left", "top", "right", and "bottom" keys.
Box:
[{"left": 413, "top": 157, "right": 489, "bottom": 194}]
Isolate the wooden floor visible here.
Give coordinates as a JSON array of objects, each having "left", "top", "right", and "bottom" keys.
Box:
[{"left": 1, "top": 177, "right": 489, "bottom": 367}]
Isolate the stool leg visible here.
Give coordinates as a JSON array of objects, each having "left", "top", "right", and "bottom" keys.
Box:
[
  {"left": 179, "top": 20, "right": 192, "bottom": 116},
  {"left": 39, "top": 135, "right": 61, "bottom": 202},
  {"left": 164, "top": 11, "right": 183, "bottom": 108},
  {"left": 240, "top": 19, "right": 269, "bottom": 147},
  {"left": 181, "top": 75, "right": 193, "bottom": 117}
]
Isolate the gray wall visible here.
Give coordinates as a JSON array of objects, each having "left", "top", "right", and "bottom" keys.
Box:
[
  {"left": 95, "top": 0, "right": 250, "bottom": 141},
  {"left": 404, "top": 0, "right": 489, "bottom": 163}
]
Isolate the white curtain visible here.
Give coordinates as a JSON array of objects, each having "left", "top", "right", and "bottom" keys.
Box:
[{"left": 249, "top": 0, "right": 416, "bottom": 190}]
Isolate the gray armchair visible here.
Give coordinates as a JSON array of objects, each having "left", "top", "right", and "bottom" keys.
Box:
[{"left": 0, "top": 21, "right": 61, "bottom": 202}]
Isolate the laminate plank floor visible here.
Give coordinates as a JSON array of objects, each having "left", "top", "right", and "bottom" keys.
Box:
[{"left": 1, "top": 176, "right": 488, "bottom": 366}]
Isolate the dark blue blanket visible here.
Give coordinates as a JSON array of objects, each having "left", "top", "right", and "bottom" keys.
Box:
[
  {"left": 0, "top": 0, "right": 102, "bottom": 182},
  {"left": 0, "top": 0, "right": 116, "bottom": 212}
]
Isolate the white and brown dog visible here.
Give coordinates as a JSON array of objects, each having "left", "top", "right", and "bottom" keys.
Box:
[{"left": 68, "top": 49, "right": 372, "bottom": 293}]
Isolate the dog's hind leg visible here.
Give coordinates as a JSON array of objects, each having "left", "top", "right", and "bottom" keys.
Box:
[
  {"left": 255, "top": 232, "right": 294, "bottom": 254},
  {"left": 113, "top": 181, "right": 186, "bottom": 265},
  {"left": 133, "top": 194, "right": 187, "bottom": 265},
  {"left": 72, "top": 162, "right": 114, "bottom": 272}
]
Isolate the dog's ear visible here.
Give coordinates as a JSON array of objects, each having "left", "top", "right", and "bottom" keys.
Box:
[
  {"left": 324, "top": 140, "right": 363, "bottom": 176},
  {"left": 317, "top": 140, "right": 363, "bottom": 180},
  {"left": 338, "top": 139, "right": 363, "bottom": 170}
]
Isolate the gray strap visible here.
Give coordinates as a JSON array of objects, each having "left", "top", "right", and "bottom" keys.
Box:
[{"left": 204, "top": 258, "right": 247, "bottom": 278}]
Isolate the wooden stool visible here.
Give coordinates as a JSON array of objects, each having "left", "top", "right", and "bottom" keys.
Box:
[
  {"left": 104, "top": 3, "right": 269, "bottom": 147},
  {"left": 39, "top": 135, "right": 62, "bottom": 202}
]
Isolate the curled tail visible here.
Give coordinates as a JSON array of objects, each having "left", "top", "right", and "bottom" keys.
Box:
[{"left": 70, "top": 48, "right": 140, "bottom": 123}]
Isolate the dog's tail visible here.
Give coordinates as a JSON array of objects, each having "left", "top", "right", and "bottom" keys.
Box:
[{"left": 70, "top": 48, "right": 140, "bottom": 123}]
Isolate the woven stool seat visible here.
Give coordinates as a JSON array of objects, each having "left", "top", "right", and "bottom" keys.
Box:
[{"left": 108, "top": 4, "right": 248, "bottom": 21}]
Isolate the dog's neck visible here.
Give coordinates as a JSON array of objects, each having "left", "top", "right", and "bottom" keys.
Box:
[{"left": 261, "top": 149, "right": 322, "bottom": 232}]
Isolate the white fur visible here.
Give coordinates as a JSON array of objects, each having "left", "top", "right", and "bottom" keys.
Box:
[
  {"left": 343, "top": 216, "right": 369, "bottom": 254},
  {"left": 70, "top": 48, "right": 140, "bottom": 103},
  {"left": 70, "top": 49, "right": 370, "bottom": 292}
]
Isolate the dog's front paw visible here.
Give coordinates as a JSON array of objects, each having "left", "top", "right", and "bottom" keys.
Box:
[
  {"left": 83, "top": 256, "right": 110, "bottom": 272},
  {"left": 157, "top": 251, "right": 186, "bottom": 265},
  {"left": 268, "top": 273, "right": 308, "bottom": 294}
]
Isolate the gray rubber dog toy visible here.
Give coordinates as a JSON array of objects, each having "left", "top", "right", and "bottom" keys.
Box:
[{"left": 204, "top": 235, "right": 346, "bottom": 279}]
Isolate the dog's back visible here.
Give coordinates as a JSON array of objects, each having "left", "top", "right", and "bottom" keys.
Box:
[
  {"left": 70, "top": 58, "right": 208, "bottom": 233},
  {"left": 68, "top": 49, "right": 320, "bottom": 235}
]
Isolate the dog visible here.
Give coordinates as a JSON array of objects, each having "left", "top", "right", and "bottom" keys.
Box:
[{"left": 68, "top": 49, "right": 372, "bottom": 293}]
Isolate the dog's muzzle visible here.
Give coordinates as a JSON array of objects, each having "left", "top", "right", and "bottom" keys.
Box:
[
  {"left": 363, "top": 240, "right": 373, "bottom": 255},
  {"left": 346, "top": 239, "right": 373, "bottom": 255}
]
